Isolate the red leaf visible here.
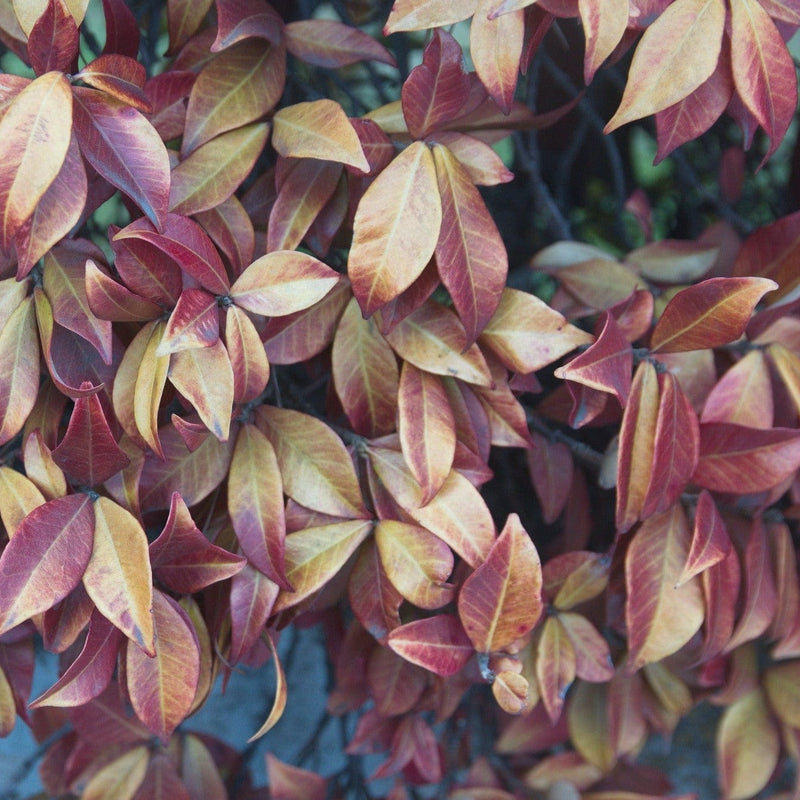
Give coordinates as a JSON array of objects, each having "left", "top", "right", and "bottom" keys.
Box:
[
  {"left": 166, "top": 0, "right": 212, "bottom": 53},
  {"left": 144, "top": 70, "right": 196, "bottom": 141},
  {"left": 0, "top": 494, "right": 94, "bottom": 635},
  {"left": 52, "top": 388, "right": 130, "bottom": 487},
  {"left": 650, "top": 277, "right": 777, "bottom": 353},
  {"left": 266, "top": 754, "right": 327, "bottom": 800},
  {"left": 160, "top": 289, "right": 220, "bottom": 355},
  {"left": 284, "top": 19, "right": 396, "bottom": 68},
  {"left": 701, "top": 348, "right": 773, "bottom": 428},
  {"left": 401, "top": 30, "right": 471, "bottom": 139},
  {"left": 101, "top": 0, "right": 140, "bottom": 57},
  {"left": 348, "top": 542, "right": 403, "bottom": 643},
  {"left": 458, "top": 514, "right": 543, "bottom": 653},
  {"left": 387, "top": 615, "right": 473, "bottom": 677},
  {"left": 72, "top": 87, "right": 170, "bottom": 229},
  {"left": 212, "top": 0, "right": 283, "bottom": 51},
  {"left": 536, "top": 616, "right": 577, "bottom": 721},
  {"left": 527, "top": 433, "right": 573, "bottom": 524},
  {"left": 678, "top": 490, "right": 731, "bottom": 586},
  {"left": 76, "top": 55, "right": 150, "bottom": 112},
  {"left": 225, "top": 304, "right": 270, "bottom": 404},
  {"left": 26, "top": 0, "right": 79, "bottom": 75},
  {"left": 229, "top": 564, "right": 279, "bottom": 665}
]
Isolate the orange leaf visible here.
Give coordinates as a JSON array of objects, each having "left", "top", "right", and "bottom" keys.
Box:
[
  {"left": 266, "top": 753, "right": 326, "bottom": 800},
  {"left": 349, "top": 142, "right": 442, "bottom": 317},
  {"left": 384, "top": 0, "right": 477, "bottom": 33},
  {"left": 536, "top": 616, "right": 576, "bottom": 722},
  {"left": 248, "top": 633, "right": 288, "bottom": 741},
  {"left": 83, "top": 497, "right": 154, "bottom": 654},
  {"left": 580, "top": 0, "right": 629, "bottom": 84},
  {"left": 458, "top": 514, "right": 543, "bottom": 653},
  {"left": 492, "top": 670, "right": 529, "bottom": 715},
  {"left": 272, "top": 99, "right": 368, "bottom": 171},
  {"left": 386, "top": 614, "right": 473, "bottom": 676},
  {"left": 702, "top": 348, "right": 773, "bottom": 428},
  {"left": 625, "top": 504, "right": 704, "bottom": 670}
]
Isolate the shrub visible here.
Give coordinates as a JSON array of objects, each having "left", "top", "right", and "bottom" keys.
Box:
[{"left": 1, "top": 0, "right": 800, "bottom": 798}]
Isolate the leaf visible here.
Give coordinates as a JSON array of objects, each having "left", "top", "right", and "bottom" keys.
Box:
[
  {"left": 182, "top": 39, "right": 283, "bottom": 155},
  {"left": 492, "top": 670, "right": 530, "bottom": 715},
  {"left": 247, "top": 635, "right": 287, "bottom": 742},
  {"left": 375, "top": 520, "right": 455, "bottom": 609},
  {"left": 650, "top": 277, "right": 777, "bottom": 353},
  {"left": 230, "top": 251, "right": 340, "bottom": 317},
  {"left": 384, "top": 0, "right": 477, "bottom": 33},
  {"left": 169, "top": 122, "right": 270, "bottom": 216},
  {"left": 702, "top": 348, "right": 773, "bottom": 428},
  {"left": 271, "top": 520, "right": 372, "bottom": 613},
  {"left": 349, "top": 142, "right": 442, "bottom": 317},
  {"left": 730, "top": 0, "right": 798, "bottom": 162},
  {"left": 0, "top": 71, "right": 72, "bottom": 248},
  {"left": 149, "top": 492, "right": 245, "bottom": 594},
  {"left": 536, "top": 616, "right": 576, "bottom": 722},
  {"left": 0, "top": 494, "right": 94, "bottom": 636},
  {"left": 398, "top": 362, "right": 456, "bottom": 504},
  {"left": 580, "top": 0, "right": 629, "bottom": 84},
  {"left": 692, "top": 422, "right": 800, "bottom": 493},
  {"left": 0, "top": 466, "right": 46, "bottom": 538},
  {"left": 432, "top": 131, "right": 514, "bottom": 185},
  {"left": 470, "top": 0, "right": 524, "bottom": 113},
  {"left": 266, "top": 753, "right": 327, "bottom": 800},
  {"left": 12, "top": 0, "right": 88, "bottom": 34},
  {"left": 480, "top": 288, "right": 592, "bottom": 374},
  {"left": 30, "top": 610, "right": 121, "bottom": 707},
  {"left": 284, "top": 19, "right": 396, "bottom": 68},
  {"left": 625, "top": 504, "right": 704, "bottom": 671},
  {"left": 678, "top": 490, "right": 731, "bottom": 586},
  {"left": 383, "top": 299, "right": 492, "bottom": 386},
  {"left": 401, "top": 30, "right": 471, "bottom": 138},
  {"left": 75, "top": 54, "right": 150, "bottom": 111},
  {"left": 229, "top": 423, "right": 288, "bottom": 588},
  {"left": 229, "top": 564, "right": 279, "bottom": 664},
  {"left": 225, "top": 304, "right": 270, "bottom": 404},
  {"left": 72, "top": 86, "right": 170, "bottom": 230},
  {"left": 82, "top": 745, "right": 149, "bottom": 800},
  {"left": 132, "top": 321, "right": 170, "bottom": 457},
  {"left": 605, "top": 0, "right": 726, "bottom": 132},
  {"left": 367, "top": 646, "right": 428, "bottom": 717},
  {"left": 527, "top": 434, "right": 573, "bottom": 524},
  {"left": 615, "top": 361, "right": 659, "bottom": 532},
  {"left": 0, "top": 295, "right": 40, "bottom": 446},
  {"left": 717, "top": 689, "right": 779, "bottom": 800},
  {"left": 566, "top": 681, "right": 615, "bottom": 772},
  {"left": 432, "top": 143, "right": 507, "bottom": 343},
  {"left": 256, "top": 405, "right": 368, "bottom": 518},
  {"left": 83, "top": 496, "right": 153, "bottom": 654},
  {"left": 169, "top": 341, "right": 234, "bottom": 441},
  {"left": 160, "top": 289, "right": 219, "bottom": 355},
  {"left": 52, "top": 388, "right": 130, "bottom": 487},
  {"left": 167, "top": 0, "right": 213, "bottom": 53},
  {"left": 124, "top": 596, "right": 198, "bottom": 745},
  {"left": 387, "top": 615, "right": 474, "bottom": 676},
  {"left": 458, "top": 514, "right": 543, "bottom": 653},
  {"left": 272, "top": 99, "right": 368, "bottom": 171},
  {"left": 764, "top": 660, "right": 800, "bottom": 729},
  {"left": 558, "top": 612, "right": 614, "bottom": 682},
  {"left": 348, "top": 542, "right": 402, "bottom": 643},
  {"left": 101, "top": 0, "right": 140, "bottom": 57}
]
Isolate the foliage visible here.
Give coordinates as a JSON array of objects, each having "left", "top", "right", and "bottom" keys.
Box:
[{"left": 0, "top": 0, "right": 800, "bottom": 798}]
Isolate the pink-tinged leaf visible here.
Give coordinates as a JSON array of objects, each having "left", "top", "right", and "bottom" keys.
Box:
[
  {"left": 266, "top": 753, "right": 327, "bottom": 800},
  {"left": 625, "top": 504, "right": 704, "bottom": 671},
  {"left": 698, "top": 549, "right": 740, "bottom": 661},
  {"left": 212, "top": 0, "right": 283, "bottom": 51},
  {"left": 693, "top": 422, "right": 800, "bottom": 493},
  {"left": 80, "top": 745, "right": 149, "bottom": 799},
  {"left": 272, "top": 520, "right": 373, "bottom": 613},
  {"left": 554, "top": 312, "right": 632, "bottom": 404},
  {"left": 717, "top": 689, "right": 779, "bottom": 800},
  {"left": 348, "top": 541, "right": 402, "bottom": 642},
  {"left": 267, "top": 158, "right": 342, "bottom": 252},
  {"left": 149, "top": 492, "right": 244, "bottom": 593},
  {"left": 702, "top": 348, "right": 773, "bottom": 429},
  {"left": 654, "top": 45, "right": 733, "bottom": 163},
  {"left": 470, "top": 0, "right": 523, "bottom": 113},
  {"left": 536, "top": 615, "right": 577, "bottom": 721},
  {"left": 651, "top": 277, "right": 777, "bottom": 353},
  {"left": 115, "top": 214, "right": 230, "bottom": 295},
  {"left": 616, "top": 361, "right": 659, "bottom": 532},
  {"left": 167, "top": 0, "right": 213, "bottom": 53},
  {"left": 458, "top": 514, "right": 543, "bottom": 652},
  {"left": 678, "top": 490, "right": 731, "bottom": 586},
  {"left": 0, "top": 466, "right": 46, "bottom": 538},
  {"left": 558, "top": 612, "right": 614, "bottom": 682},
  {"left": 383, "top": 299, "right": 492, "bottom": 387},
  {"left": 126, "top": 590, "right": 200, "bottom": 742},
  {"left": 349, "top": 142, "right": 442, "bottom": 317},
  {"left": 384, "top": 0, "right": 477, "bottom": 34},
  {"left": 168, "top": 340, "right": 234, "bottom": 441},
  {"left": 432, "top": 131, "right": 514, "bottom": 185},
  {"left": 230, "top": 251, "right": 340, "bottom": 317},
  {"left": 284, "top": 19, "right": 396, "bottom": 68},
  {"left": 195, "top": 194, "right": 254, "bottom": 275},
  {"left": 0, "top": 71, "right": 72, "bottom": 249},
  {"left": 159, "top": 289, "right": 219, "bottom": 355},
  {"left": 332, "top": 296, "right": 399, "bottom": 438},
  {"left": 72, "top": 87, "right": 170, "bottom": 229},
  {"left": 248, "top": 633, "right": 287, "bottom": 741},
  {"left": 83, "top": 496, "right": 154, "bottom": 653},
  {"left": 101, "top": 0, "right": 140, "bottom": 57},
  {"left": 375, "top": 519, "right": 455, "bottom": 609},
  {"left": 75, "top": 55, "right": 150, "bottom": 112},
  {"left": 401, "top": 30, "right": 471, "bottom": 138},
  {"left": 225, "top": 304, "right": 269, "bottom": 404},
  {"left": 0, "top": 494, "right": 94, "bottom": 636},
  {"left": 398, "top": 362, "right": 456, "bottom": 504},
  {"left": 256, "top": 405, "right": 368, "bottom": 518},
  {"left": 229, "top": 423, "right": 289, "bottom": 588},
  {"left": 228, "top": 564, "right": 279, "bottom": 665},
  {"left": 14, "top": 134, "right": 87, "bottom": 280},
  {"left": 182, "top": 39, "right": 283, "bottom": 156},
  {"left": 110, "top": 232, "right": 181, "bottom": 309},
  {"left": 145, "top": 70, "right": 196, "bottom": 141},
  {"left": 30, "top": 610, "right": 120, "bottom": 708},
  {"left": 0, "top": 295, "right": 39, "bottom": 446},
  {"left": 527, "top": 433, "right": 573, "bottom": 524},
  {"left": 605, "top": 0, "right": 725, "bottom": 132},
  {"left": 387, "top": 615, "right": 473, "bottom": 676},
  {"left": 480, "top": 288, "right": 593, "bottom": 374},
  {"left": 730, "top": 0, "right": 798, "bottom": 162},
  {"left": 51, "top": 389, "right": 130, "bottom": 487},
  {"left": 26, "top": 0, "right": 79, "bottom": 75},
  {"left": 641, "top": 371, "right": 699, "bottom": 518},
  {"left": 580, "top": 0, "right": 628, "bottom": 83},
  {"left": 432, "top": 142, "right": 507, "bottom": 343},
  {"left": 170, "top": 122, "right": 270, "bottom": 217},
  {"left": 366, "top": 646, "right": 428, "bottom": 718}
]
